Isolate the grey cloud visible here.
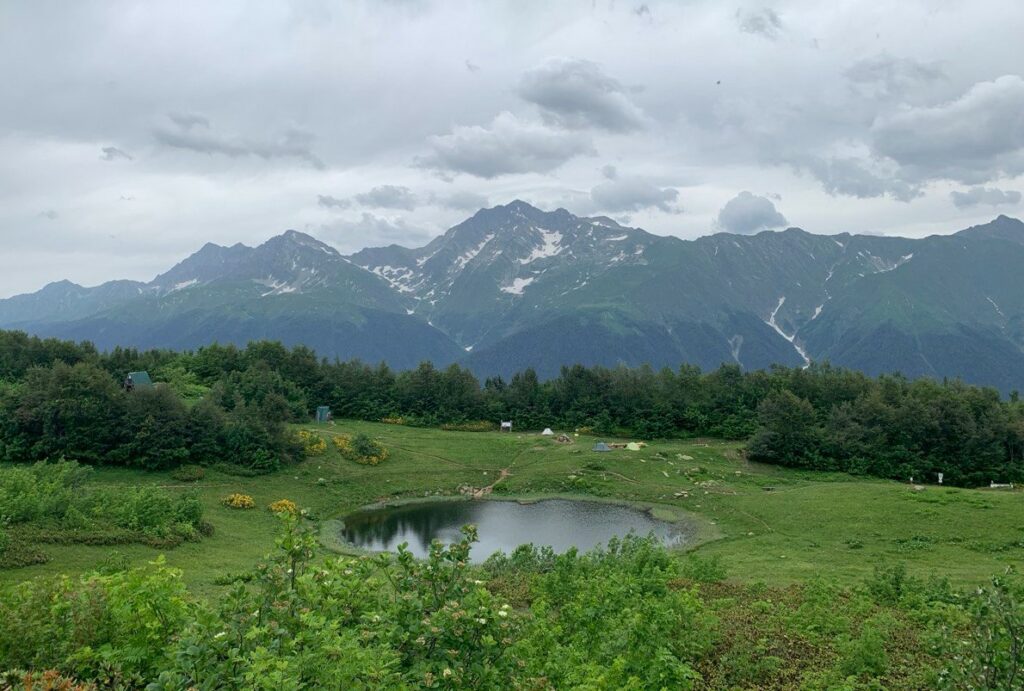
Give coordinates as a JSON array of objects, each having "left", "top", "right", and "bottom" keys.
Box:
[
  {"left": 590, "top": 175, "right": 680, "bottom": 213},
  {"left": 518, "top": 58, "right": 645, "bottom": 132},
  {"left": 634, "top": 4, "right": 651, "bottom": 18},
  {"left": 950, "top": 186, "right": 1022, "bottom": 209},
  {"left": 806, "top": 156, "right": 921, "bottom": 202},
  {"left": 168, "top": 112, "right": 210, "bottom": 130},
  {"left": 465, "top": 60, "right": 480, "bottom": 73},
  {"left": 38, "top": 209, "right": 59, "bottom": 220},
  {"left": 871, "top": 75, "right": 1024, "bottom": 184},
  {"left": 319, "top": 212, "right": 432, "bottom": 247},
  {"left": 153, "top": 122, "right": 325, "bottom": 169},
  {"left": 433, "top": 191, "right": 489, "bottom": 211},
  {"left": 418, "top": 112, "right": 594, "bottom": 178},
  {"left": 101, "top": 146, "right": 133, "bottom": 161},
  {"left": 845, "top": 54, "right": 944, "bottom": 98},
  {"left": 355, "top": 185, "right": 418, "bottom": 210},
  {"left": 736, "top": 7, "right": 783, "bottom": 39},
  {"left": 716, "top": 191, "right": 787, "bottom": 234},
  {"left": 318, "top": 194, "right": 351, "bottom": 209}
]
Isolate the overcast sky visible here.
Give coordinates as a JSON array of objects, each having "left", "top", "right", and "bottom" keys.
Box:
[{"left": 2, "top": 0, "right": 1023, "bottom": 297}]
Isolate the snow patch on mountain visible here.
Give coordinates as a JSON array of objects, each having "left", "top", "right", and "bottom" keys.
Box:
[
  {"left": 501, "top": 276, "right": 535, "bottom": 295},
  {"left": 765, "top": 296, "right": 811, "bottom": 367},
  {"left": 518, "top": 228, "right": 563, "bottom": 264}
]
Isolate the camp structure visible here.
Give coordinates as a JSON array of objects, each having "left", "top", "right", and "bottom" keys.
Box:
[
  {"left": 555, "top": 434, "right": 574, "bottom": 444},
  {"left": 500, "top": 421, "right": 513, "bottom": 432},
  {"left": 592, "top": 442, "right": 611, "bottom": 452},
  {"left": 626, "top": 442, "right": 642, "bottom": 451},
  {"left": 315, "top": 406, "right": 332, "bottom": 423},
  {"left": 123, "top": 371, "right": 153, "bottom": 392},
  {"left": 541, "top": 428, "right": 554, "bottom": 436}
]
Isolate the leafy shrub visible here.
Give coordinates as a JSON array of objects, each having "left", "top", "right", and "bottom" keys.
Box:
[
  {"left": 380, "top": 416, "right": 406, "bottom": 425},
  {"left": 170, "top": 464, "right": 205, "bottom": 482},
  {"left": 0, "top": 462, "right": 205, "bottom": 557},
  {"left": 680, "top": 554, "right": 728, "bottom": 583},
  {"left": 221, "top": 493, "right": 255, "bottom": 510},
  {"left": 0, "top": 557, "right": 189, "bottom": 682},
  {"left": 297, "top": 429, "right": 327, "bottom": 456},
  {"left": 268, "top": 499, "right": 298, "bottom": 515},
  {"left": 333, "top": 433, "right": 389, "bottom": 465},
  {"left": 939, "top": 575, "right": 1024, "bottom": 689}
]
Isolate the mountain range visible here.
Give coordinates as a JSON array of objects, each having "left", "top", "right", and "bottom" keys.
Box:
[{"left": 3, "top": 201, "right": 1023, "bottom": 393}]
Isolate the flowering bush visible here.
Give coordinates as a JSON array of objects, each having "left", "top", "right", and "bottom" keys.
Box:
[
  {"left": 333, "top": 433, "right": 389, "bottom": 465},
  {"left": 268, "top": 499, "right": 298, "bottom": 515},
  {"left": 380, "top": 416, "right": 406, "bottom": 425},
  {"left": 221, "top": 493, "right": 255, "bottom": 510},
  {"left": 297, "top": 429, "right": 327, "bottom": 456}
]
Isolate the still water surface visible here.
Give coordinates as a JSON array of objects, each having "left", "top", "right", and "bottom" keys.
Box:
[{"left": 340, "top": 498, "right": 685, "bottom": 562}]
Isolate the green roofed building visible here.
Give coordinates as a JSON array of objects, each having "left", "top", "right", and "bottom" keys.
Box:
[{"left": 124, "top": 371, "right": 153, "bottom": 392}]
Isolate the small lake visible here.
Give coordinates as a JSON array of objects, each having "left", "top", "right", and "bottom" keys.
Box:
[{"left": 340, "top": 498, "right": 686, "bottom": 562}]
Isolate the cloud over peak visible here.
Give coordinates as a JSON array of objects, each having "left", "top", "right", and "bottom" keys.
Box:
[{"left": 716, "top": 192, "right": 788, "bottom": 234}]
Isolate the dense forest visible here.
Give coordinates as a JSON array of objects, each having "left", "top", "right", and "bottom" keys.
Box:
[{"left": 1, "top": 329, "right": 1023, "bottom": 486}]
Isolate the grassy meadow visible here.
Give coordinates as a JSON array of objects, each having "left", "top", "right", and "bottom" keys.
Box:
[{"left": 4, "top": 420, "right": 1024, "bottom": 593}]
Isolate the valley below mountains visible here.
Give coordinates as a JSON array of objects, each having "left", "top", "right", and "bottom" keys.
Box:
[{"left": 3, "top": 201, "right": 1023, "bottom": 393}]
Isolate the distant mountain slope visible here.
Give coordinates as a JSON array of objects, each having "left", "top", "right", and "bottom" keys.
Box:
[{"left": 2, "top": 204, "right": 1022, "bottom": 392}]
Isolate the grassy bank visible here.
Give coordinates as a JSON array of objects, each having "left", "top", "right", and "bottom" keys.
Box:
[{"left": 3, "top": 420, "right": 1024, "bottom": 592}]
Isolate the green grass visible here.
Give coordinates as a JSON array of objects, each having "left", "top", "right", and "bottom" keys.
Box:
[{"left": 4, "top": 420, "right": 1024, "bottom": 594}]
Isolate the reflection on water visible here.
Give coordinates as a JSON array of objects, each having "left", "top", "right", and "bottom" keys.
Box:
[{"left": 341, "top": 499, "right": 685, "bottom": 562}]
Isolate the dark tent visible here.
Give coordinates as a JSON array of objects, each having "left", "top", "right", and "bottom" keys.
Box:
[{"left": 124, "top": 371, "right": 153, "bottom": 392}]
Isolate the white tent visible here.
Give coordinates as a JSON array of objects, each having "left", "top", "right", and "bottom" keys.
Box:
[{"left": 541, "top": 428, "right": 554, "bottom": 435}]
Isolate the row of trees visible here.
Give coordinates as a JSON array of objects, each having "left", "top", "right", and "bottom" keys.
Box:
[
  {"left": 2, "top": 330, "right": 1023, "bottom": 484},
  {"left": 0, "top": 359, "right": 301, "bottom": 471}
]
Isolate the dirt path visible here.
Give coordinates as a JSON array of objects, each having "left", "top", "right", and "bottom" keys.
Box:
[{"left": 470, "top": 468, "right": 511, "bottom": 498}]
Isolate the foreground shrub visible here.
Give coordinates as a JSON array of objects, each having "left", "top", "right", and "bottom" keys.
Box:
[
  {"left": 939, "top": 574, "right": 1024, "bottom": 689},
  {"left": 489, "top": 535, "right": 718, "bottom": 689},
  {"left": 221, "top": 493, "right": 255, "bottom": 510},
  {"left": 0, "top": 557, "right": 189, "bottom": 683}
]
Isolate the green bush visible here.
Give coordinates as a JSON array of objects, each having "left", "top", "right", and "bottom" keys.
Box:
[{"left": 170, "top": 464, "right": 205, "bottom": 482}]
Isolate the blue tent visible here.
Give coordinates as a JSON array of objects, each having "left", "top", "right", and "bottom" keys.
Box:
[
  {"left": 316, "top": 406, "right": 332, "bottom": 423},
  {"left": 592, "top": 442, "right": 611, "bottom": 452}
]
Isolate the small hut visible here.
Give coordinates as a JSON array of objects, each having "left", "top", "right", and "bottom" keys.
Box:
[
  {"left": 123, "top": 371, "right": 153, "bottom": 392},
  {"left": 592, "top": 442, "right": 611, "bottom": 452},
  {"left": 541, "top": 428, "right": 554, "bottom": 436},
  {"left": 315, "top": 406, "right": 332, "bottom": 423}
]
